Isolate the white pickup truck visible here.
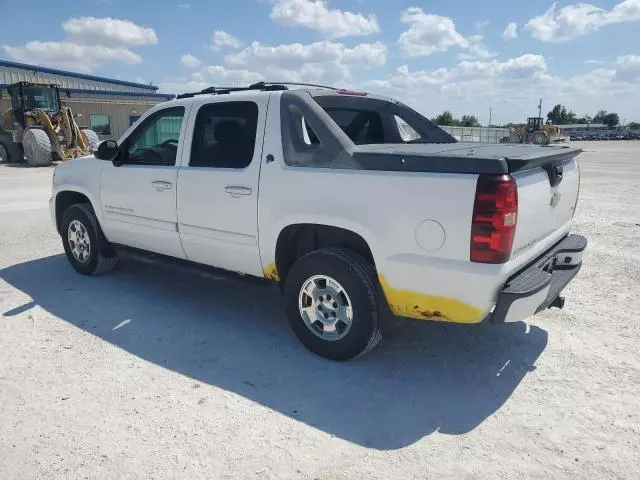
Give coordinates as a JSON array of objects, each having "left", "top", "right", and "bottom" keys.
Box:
[{"left": 50, "top": 82, "right": 586, "bottom": 360}]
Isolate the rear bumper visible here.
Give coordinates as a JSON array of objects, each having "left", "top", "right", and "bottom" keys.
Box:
[{"left": 491, "top": 234, "right": 587, "bottom": 324}]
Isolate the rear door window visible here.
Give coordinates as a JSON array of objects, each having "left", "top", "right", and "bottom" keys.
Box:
[{"left": 190, "top": 101, "right": 259, "bottom": 169}]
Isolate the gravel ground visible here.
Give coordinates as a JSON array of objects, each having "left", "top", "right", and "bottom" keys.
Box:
[{"left": 1, "top": 142, "right": 639, "bottom": 479}]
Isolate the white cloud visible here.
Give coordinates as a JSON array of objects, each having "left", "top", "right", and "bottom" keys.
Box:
[
  {"left": 398, "top": 7, "right": 494, "bottom": 58},
  {"left": 474, "top": 20, "right": 490, "bottom": 30},
  {"left": 2, "top": 41, "right": 140, "bottom": 73},
  {"left": 376, "top": 54, "right": 547, "bottom": 90},
  {"left": 584, "top": 59, "right": 605, "bottom": 65},
  {"left": 525, "top": 0, "right": 640, "bottom": 42},
  {"left": 63, "top": 16, "right": 157, "bottom": 47},
  {"left": 181, "top": 53, "right": 202, "bottom": 68},
  {"left": 161, "top": 39, "right": 388, "bottom": 93},
  {"left": 364, "top": 52, "right": 640, "bottom": 125},
  {"left": 3, "top": 15, "right": 156, "bottom": 72},
  {"left": 503, "top": 22, "right": 518, "bottom": 40},
  {"left": 457, "top": 54, "right": 548, "bottom": 79},
  {"left": 616, "top": 55, "right": 640, "bottom": 81},
  {"left": 270, "top": 0, "right": 379, "bottom": 39},
  {"left": 206, "top": 65, "right": 263, "bottom": 84},
  {"left": 211, "top": 30, "right": 242, "bottom": 51},
  {"left": 159, "top": 66, "right": 263, "bottom": 93},
  {"left": 226, "top": 40, "right": 386, "bottom": 69},
  {"left": 177, "top": 3, "right": 190, "bottom": 8},
  {"left": 157, "top": 78, "right": 210, "bottom": 94},
  {"left": 224, "top": 40, "right": 386, "bottom": 84}
]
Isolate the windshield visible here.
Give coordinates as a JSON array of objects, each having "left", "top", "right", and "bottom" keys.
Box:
[
  {"left": 313, "top": 94, "right": 456, "bottom": 145},
  {"left": 22, "top": 85, "right": 59, "bottom": 112}
]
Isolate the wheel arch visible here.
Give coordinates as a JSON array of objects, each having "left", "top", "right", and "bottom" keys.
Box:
[
  {"left": 274, "top": 223, "right": 377, "bottom": 283},
  {"left": 55, "top": 189, "right": 95, "bottom": 234}
]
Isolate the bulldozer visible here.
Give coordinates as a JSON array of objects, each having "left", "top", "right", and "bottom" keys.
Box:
[
  {"left": 501, "top": 116, "right": 567, "bottom": 146},
  {"left": 0, "top": 81, "right": 99, "bottom": 166}
]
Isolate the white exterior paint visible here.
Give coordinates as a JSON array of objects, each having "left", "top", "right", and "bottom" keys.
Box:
[
  {"left": 50, "top": 89, "right": 582, "bottom": 325},
  {"left": 175, "top": 93, "right": 270, "bottom": 276}
]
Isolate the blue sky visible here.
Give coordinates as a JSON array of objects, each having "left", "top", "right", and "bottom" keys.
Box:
[{"left": 2, "top": 0, "right": 639, "bottom": 124}]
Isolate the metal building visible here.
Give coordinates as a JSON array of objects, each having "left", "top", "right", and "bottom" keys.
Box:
[{"left": 0, "top": 59, "right": 174, "bottom": 140}]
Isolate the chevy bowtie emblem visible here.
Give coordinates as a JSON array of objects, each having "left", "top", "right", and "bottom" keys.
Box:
[{"left": 550, "top": 191, "right": 562, "bottom": 207}]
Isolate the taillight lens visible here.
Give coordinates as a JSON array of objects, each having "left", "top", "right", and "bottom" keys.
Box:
[{"left": 471, "top": 175, "right": 518, "bottom": 263}]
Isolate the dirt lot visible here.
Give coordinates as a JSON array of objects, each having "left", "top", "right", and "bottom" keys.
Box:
[{"left": 1, "top": 141, "right": 639, "bottom": 479}]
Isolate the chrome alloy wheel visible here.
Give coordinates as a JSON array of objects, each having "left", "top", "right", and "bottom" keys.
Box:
[
  {"left": 67, "top": 219, "right": 91, "bottom": 263},
  {"left": 298, "top": 275, "right": 354, "bottom": 341}
]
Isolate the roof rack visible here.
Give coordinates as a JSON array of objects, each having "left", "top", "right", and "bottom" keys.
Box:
[{"left": 176, "top": 81, "right": 337, "bottom": 99}]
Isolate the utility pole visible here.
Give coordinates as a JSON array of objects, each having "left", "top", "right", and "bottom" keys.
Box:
[
  {"left": 489, "top": 107, "right": 492, "bottom": 127},
  {"left": 538, "top": 98, "right": 543, "bottom": 120}
]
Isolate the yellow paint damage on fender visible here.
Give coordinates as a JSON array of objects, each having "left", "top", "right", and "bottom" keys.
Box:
[
  {"left": 263, "top": 263, "right": 280, "bottom": 282},
  {"left": 378, "top": 275, "right": 485, "bottom": 324}
]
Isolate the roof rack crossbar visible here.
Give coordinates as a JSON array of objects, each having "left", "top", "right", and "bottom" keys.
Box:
[{"left": 175, "top": 81, "right": 338, "bottom": 99}]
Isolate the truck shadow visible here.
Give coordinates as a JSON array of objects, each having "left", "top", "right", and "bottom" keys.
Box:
[{"left": 1, "top": 255, "right": 548, "bottom": 450}]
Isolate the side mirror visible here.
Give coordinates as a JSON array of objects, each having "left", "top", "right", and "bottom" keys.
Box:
[{"left": 95, "top": 140, "right": 118, "bottom": 161}]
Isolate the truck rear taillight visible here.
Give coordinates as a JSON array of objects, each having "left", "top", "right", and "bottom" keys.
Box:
[{"left": 471, "top": 175, "right": 518, "bottom": 264}]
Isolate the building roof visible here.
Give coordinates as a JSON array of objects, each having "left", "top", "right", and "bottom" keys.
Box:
[
  {"left": 0, "top": 84, "right": 175, "bottom": 100},
  {"left": 0, "top": 59, "right": 158, "bottom": 91},
  {"left": 559, "top": 123, "right": 606, "bottom": 129}
]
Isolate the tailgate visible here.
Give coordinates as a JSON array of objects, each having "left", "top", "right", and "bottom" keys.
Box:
[{"left": 509, "top": 152, "right": 580, "bottom": 266}]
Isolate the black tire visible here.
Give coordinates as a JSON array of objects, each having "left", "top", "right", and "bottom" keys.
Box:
[
  {"left": 532, "top": 131, "right": 549, "bottom": 145},
  {"left": 23, "top": 128, "right": 52, "bottom": 166},
  {"left": 81, "top": 129, "right": 100, "bottom": 152},
  {"left": 61, "top": 203, "right": 117, "bottom": 275},
  {"left": 0, "top": 143, "right": 9, "bottom": 163},
  {"left": 284, "top": 248, "right": 383, "bottom": 361}
]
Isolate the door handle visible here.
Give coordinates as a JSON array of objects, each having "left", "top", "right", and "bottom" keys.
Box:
[
  {"left": 224, "top": 186, "right": 252, "bottom": 196},
  {"left": 151, "top": 181, "right": 172, "bottom": 190}
]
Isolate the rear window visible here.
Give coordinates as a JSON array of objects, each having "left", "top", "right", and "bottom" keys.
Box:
[
  {"left": 313, "top": 94, "right": 455, "bottom": 145},
  {"left": 324, "top": 108, "right": 386, "bottom": 144}
]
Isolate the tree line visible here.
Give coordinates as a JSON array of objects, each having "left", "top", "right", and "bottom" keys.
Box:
[
  {"left": 431, "top": 111, "right": 480, "bottom": 127},
  {"left": 430, "top": 106, "right": 639, "bottom": 129},
  {"left": 545, "top": 105, "right": 622, "bottom": 128}
]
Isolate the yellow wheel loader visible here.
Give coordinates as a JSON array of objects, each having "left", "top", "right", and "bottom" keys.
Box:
[
  {"left": 500, "top": 117, "right": 567, "bottom": 146},
  {"left": 0, "top": 82, "right": 99, "bottom": 166}
]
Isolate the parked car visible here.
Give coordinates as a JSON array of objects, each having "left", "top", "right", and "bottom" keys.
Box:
[{"left": 49, "top": 82, "right": 587, "bottom": 360}]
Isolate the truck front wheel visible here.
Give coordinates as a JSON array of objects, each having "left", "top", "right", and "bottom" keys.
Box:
[
  {"left": 61, "top": 204, "right": 118, "bottom": 275},
  {"left": 284, "top": 248, "right": 383, "bottom": 360}
]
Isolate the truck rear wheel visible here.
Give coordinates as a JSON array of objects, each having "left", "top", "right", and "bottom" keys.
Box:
[
  {"left": 23, "top": 128, "right": 52, "bottom": 166},
  {"left": 284, "top": 248, "right": 382, "bottom": 361}
]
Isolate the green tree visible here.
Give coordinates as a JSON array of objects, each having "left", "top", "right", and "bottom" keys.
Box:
[
  {"left": 433, "top": 111, "right": 455, "bottom": 126},
  {"left": 593, "top": 110, "right": 608, "bottom": 123},
  {"left": 629, "top": 122, "right": 640, "bottom": 130},
  {"left": 603, "top": 113, "right": 620, "bottom": 128},
  {"left": 547, "top": 104, "right": 574, "bottom": 124},
  {"left": 460, "top": 115, "right": 480, "bottom": 127}
]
